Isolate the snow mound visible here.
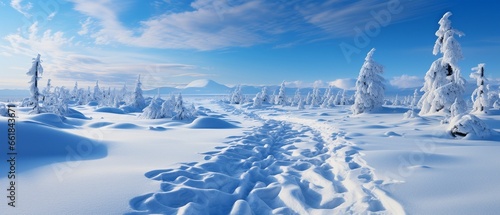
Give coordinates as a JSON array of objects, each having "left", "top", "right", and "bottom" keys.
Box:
[
  {"left": 0, "top": 119, "right": 107, "bottom": 171},
  {"left": 95, "top": 107, "right": 125, "bottom": 114},
  {"left": 65, "top": 108, "right": 88, "bottom": 119},
  {"left": 448, "top": 114, "right": 492, "bottom": 139},
  {"left": 26, "top": 113, "right": 75, "bottom": 128},
  {"left": 109, "top": 123, "right": 142, "bottom": 129},
  {"left": 87, "top": 121, "right": 114, "bottom": 128},
  {"left": 187, "top": 117, "right": 239, "bottom": 129}
]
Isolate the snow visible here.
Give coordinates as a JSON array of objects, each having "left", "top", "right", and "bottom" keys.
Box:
[
  {"left": 187, "top": 116, "right": 239, "bottom": 129},
  {"left": 2, "top": 97, "right": 500, "bottom": 214}
]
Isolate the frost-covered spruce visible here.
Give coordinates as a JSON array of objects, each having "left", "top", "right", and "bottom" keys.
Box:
[
  {"left": 141, "top": 96, "right": 163, "bottom": 119},
  {"left": 450, "top": 98, "right": 467, "bottom": 118},
  {"left": 351, "top": 48, "right": 385, "bottom": 115},
  {"left": 26, "top": 54, "right": 44, "bottom": 114},
  {"left": 161, "top": 95, "right": 176, "bottom": 118},
  {"left": 310, "top": 87, "right": 321, "bottom": 108},
  {"left": 292, "top": 88, "right": 301, "bottom": 106},
  {"left": 173, "top": 93, "right": 194, "bottom": 120},
  {"left": 252, "top": 92, "right": 263, "bottom": 108},
  {"left": 297, "top": 97, "right": 305, "bottom": 110},
  {"left": 305, "top": 91, "right": 312, "bottom": 105},
  {"left": 93, "top": 81, "right": 103, "bottom": 103},
  {"left": 333, "top": 91, "right": 342, "bottom": 105},
  {"left": 275, "top": 81, "right": 287, "bottom": 106},
  {"left": 230, "top": 85, "right": 243, "bottom": 104},
  {"left": 470, "top": 63, "right": 488, "bottom": 114},
  {"left": 260, "top": 86, "right": 270, "bottom": 104},
  {"left": 411, "top": 89, "right": 419, "bottom": 109},
  {"left": 132, "top": 75, "right": 146, "bottom": 110},
  {"left": 419, "top": 12, "right": 466, "bottom": 115}
]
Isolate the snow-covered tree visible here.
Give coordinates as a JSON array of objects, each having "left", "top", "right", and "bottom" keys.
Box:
[
  {"left": 26, "top": 54, "right": 44, "bottom": 114},
  {"left": 470, "top": 63, "right": 488, "bottom": 114},
  {"left": 173, "top": 93, "right": 194, "bottom": 120},
  {"left": 305, "top": 91, "right": 312, "bottom": 105},
  {"left": 252, "top": 92, "right": 263, "bottom": 108},
  {"left": 132, "top": 75, "right": 146, "bottom": 110},
  {"left": 141, "top": 96, "right": 163, "bottom": 119},
  {"left": 43, "top": 79, "right": 52, "bottom": 96},
  {"left": 275, "top": 81, "right": 287, "bottom": 106},
  {"left": 71, "top": 82, "right": 79, "bottom": 99},
  {"left": 160, "top": 94, "right": 176, "bottom": 118},
  {"left": 230, "top": 85, "right": 243, "bottom": 104},
  {"left": 351, "top": 48, "right": 385, "bottom": 115},
  {"left": 297, "top": 97, "right": 305, "bottom": 110},
  {"left": 260, "top": 86, "right": 270, "bottom": 104},
  {"left": 392, "top": 95, "right": 401, "bottom": 106},
  {"left": 411, "top": 89, "right": 419, "bottom": 109},
  {"left": 292, "top": 88, "right": 301, "bottom": 106},
  {"left": 54, "top": 87, "right": 69, "bottom": 116},
  {"left": 419, "top": 12, "right": 466, "bottom": 115},
  {"left": 450, "top": 98, "right": 467, "bottom": 119},
  {"left": 310, "top": 87, "right": 321, "bottom": 108},
  {"left": 93, "top": 81, "right": 102, "bottom": 103},
  {"left": 333, "top": 91, "right": 342, "bottom": 105},
  {"left": 322, "top": 86, "right": 332, "bottom": 104},
  {"left": 321, "top": 94, "right": 335, "bottom": 109}
]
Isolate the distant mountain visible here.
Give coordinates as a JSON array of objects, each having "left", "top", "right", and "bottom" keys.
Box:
[
  {"left": 182, "top": 79, "right": 231, "bottom": 94},
  {"left": 143, "top": 78, "right": 499, "bottom": 100},
  {"left": 144, "top": 79, "right": 231, "bottom": 95}
]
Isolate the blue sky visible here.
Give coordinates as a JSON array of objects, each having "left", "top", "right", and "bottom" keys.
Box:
[{"left": 0, "top": 0, "right": 499, "bottom": 90}]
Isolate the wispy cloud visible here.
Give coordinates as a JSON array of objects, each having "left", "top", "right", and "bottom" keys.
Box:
[
  {"left": 67, "top": 0, "right": 448, "bottom": 51},
  {"left": 389, "top": 75, "right": 423, "bottom": 89},
  {"left": 68, "top": 0, "right": 307, "bottom": 50},
  {"left": 78, "top": 17, "right": 93, "bottom": 35},
  {"left": 329, "top": 78, "right": 356, "bottom": 90},
  {"left": 1, "top": 22, "right": 210, "bottom": 88},
  {"left": 10, "top": 0, "right": 32, "bottom": 17},
  {"left": 299, "top": 0, "right": 449, "bottom": 38}
]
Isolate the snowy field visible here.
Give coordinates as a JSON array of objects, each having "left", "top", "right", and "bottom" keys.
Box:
[{"left": 1, "top": 96, "right": 499, "bottom": 215}]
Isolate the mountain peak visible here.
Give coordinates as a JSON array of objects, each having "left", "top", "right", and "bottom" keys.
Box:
[{"left": 185, "top": 79, "right": 219, "bottom": 88}]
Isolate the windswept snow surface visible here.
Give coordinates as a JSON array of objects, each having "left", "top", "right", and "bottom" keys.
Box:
[{"left": 1, "top": 98, "right": 500, "bottom": 214}]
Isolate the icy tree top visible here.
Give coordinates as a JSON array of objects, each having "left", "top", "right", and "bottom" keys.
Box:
[
  {"left": 470, "top": 63, "right": 486, "bottom": 86},
  {"left": 365, "top": 48, "right": 376, "bottom": 62},
  {"left": 27, "top": 54, "right": 43, "bottom": 76},
  {"left": 433, "top": 12, "right": 464, "bottom": 58}
]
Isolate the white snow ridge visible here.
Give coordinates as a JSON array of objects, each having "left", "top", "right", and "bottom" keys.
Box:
[{"left": 128, "top": 102, "right": 404, "bottom": 215}]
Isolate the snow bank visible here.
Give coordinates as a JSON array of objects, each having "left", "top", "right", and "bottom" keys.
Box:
[
  {"left": 187, "top": 116, "right": 239, "bottom": 129},
  {"left": 448, "top": 114, "right": 492, "bottom": 139},
  {"left": 95, "top": 107, "right": 125, "bottom": 114}
]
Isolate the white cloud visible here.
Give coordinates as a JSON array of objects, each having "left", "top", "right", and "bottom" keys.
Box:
[
  {"left": 47, "top": 12, "right": 56, "bottom": 20},
  {"left": 389, "top": 75, "right": 423, "bottom": 89},
  {"left": 68, "top": 0, "right": 306, "bottom": 50},
  {"left": 1, "top": 22, "right": 210, "bottom": 88},
  {"left": 329, "top": 78, "right": 356, "bottom": 90},
  {"left": 66, "top": 0, "right": 447, "bottom": 50},
  {"left": 78, "top": 17, "right": 93, "bottom": 35},
  {"left": 10, "top": 0, "right": 32, "bottom": 17},
  {"left": 298, "top": 0, "right": 449, "bottom": 38}
]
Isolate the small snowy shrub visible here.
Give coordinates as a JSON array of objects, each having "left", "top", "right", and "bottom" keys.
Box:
[{"left": 448, "top": 114, "right": 491, "bottom": 138}]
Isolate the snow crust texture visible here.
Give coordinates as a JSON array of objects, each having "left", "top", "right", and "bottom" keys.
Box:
[{"left": 128, "top": 102, "right": 403, "bottom": 214}]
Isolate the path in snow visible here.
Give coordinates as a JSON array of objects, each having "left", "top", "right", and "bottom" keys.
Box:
[{"left": 128, "top": 103, "right": 404, "bottom": 214}]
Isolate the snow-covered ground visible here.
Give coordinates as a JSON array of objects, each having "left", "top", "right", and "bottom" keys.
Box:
[{"left": 1, "top": 97, "right": 500, "bottom": 214}]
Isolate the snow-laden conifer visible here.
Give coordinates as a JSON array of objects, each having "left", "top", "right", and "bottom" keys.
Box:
[
  {"left": 27, "top": 54, "right": 44, "bottom": 114},
  {"left": 419, "top": 12, "right": 466, "bottom": 115},
  {"left": 351, "top": 48, "right": 385, "bottom": 114},
  {"left": 470, "top": 63, "right": 488, "bottom": 114}
]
